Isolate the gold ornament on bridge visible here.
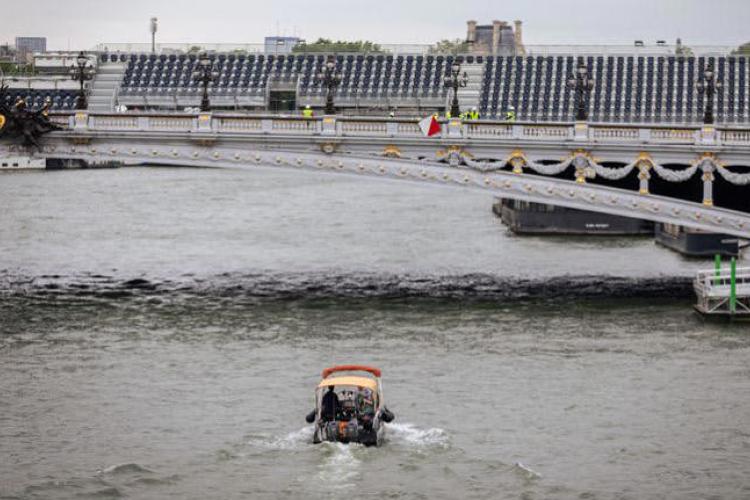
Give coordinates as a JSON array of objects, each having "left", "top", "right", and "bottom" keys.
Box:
[
  {"left": 571, "top": 150, "right": 596, "bottom": 184},
  {"left": 437, "top": 145, "right": 473, "bottom": 166},
  {"left": 636, "top": 153, "right": 655, "bottom": 194},
  {"left": 381, "top": 145, "right": 402, "bottom": 158},
  {"left": 320, "top": 143, "right": 337, "bottom": 154},
  {"left": 436, "top": 145, "right": 473, "bottom": 157},
  {"left": 0, "top": 114, "right": 5, "bottom": 131},
  {"left": 508, "top": 150, "right": 527, "bottom": 174}
]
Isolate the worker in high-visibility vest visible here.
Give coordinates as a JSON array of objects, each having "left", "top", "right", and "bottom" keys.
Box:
[
  {"left": 302, "top": 105, "right": 314, "bottom": 118},
  {"left": 445, "top": 110, "right": 452, "bottom": 119},
  {"left": 467, "top": 106, "right": 479, "bottom": 120},
  {"left": 505, "top": 106, "right": 516, "bottom": 121}
]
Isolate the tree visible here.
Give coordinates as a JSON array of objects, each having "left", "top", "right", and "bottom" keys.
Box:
[
  {"left": 731, "top": 42, "right": 750, "bottom": 56},
  {"left": 293, "top": 38, "right": 384, "bottom": 53},
  {"left": 675, "top": 47, "right": 694, "bottom": 57},
  {"left": 428, "top": 39, "right": 470, "bottom": 55},
  {"left": 0, "top": 62, "right": 35, "bottom": 76}
]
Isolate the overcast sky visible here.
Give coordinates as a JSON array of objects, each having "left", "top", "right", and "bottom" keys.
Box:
[{"left": 4, "top": 0, "right": 750, "bottom": 50}]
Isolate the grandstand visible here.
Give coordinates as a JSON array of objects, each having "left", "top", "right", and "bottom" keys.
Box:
[
  {"left": 1, "top": 88, "right": 78, "bottom": 110},
  {"left": 4, "top": 47, "right": 750, "bottom": 123}
]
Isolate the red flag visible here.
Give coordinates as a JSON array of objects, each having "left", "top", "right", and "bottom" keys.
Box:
[{"left": 418, "top": 115, "right": 442, "bottom": 137}]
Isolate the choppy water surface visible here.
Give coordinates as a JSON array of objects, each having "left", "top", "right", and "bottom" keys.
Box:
[{"left": 2, "top": 167, "right": 749, "bottom": 500}]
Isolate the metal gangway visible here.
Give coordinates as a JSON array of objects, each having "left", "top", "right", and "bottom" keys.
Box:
[{"left": 694, "top": 259, "right": 750, "bottom": 317}]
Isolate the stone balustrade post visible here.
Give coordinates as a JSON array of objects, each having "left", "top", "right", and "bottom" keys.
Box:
[
  {"left": 138, "top": 116, "right": 149, "bottom": 131},
  {"left": 73, "top": 112, "right": 89, "bottom": 131},
  {"left": 321, "top": 116, "right": 336, "bottom": 136},
  {"left": 573, "top": 122, "right": 588, "bottom": 142},
  {"left": 446, "top": 119, "right": 463, "bottom": 139},
  {"left": 700, "top": 125, "right": 717, "bottom": 146},
  {"left": 511, "top": 124, "right": 523, "bottom": 140},
  {"left": 386, "top": 120, "right": 399, "bottom": 137},
  {"left": 638, "top": 127, "right": 649, "bottom": 142},
  {"left": 197, "top": 113, "right": 213, "bottom": 132}
]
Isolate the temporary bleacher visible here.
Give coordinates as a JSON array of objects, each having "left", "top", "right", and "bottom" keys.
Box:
[
  {"left": 11, "top": 49, "right": 750, "bottom": 123},
  {"left": 115, "top": 53, "right": 487, "bottom": 111},
  {"left": 479, "top": 54, "right": 750, "bottom": 123},
  {"left": 1, "top": 89, "right": 78, "bottom": 111}
]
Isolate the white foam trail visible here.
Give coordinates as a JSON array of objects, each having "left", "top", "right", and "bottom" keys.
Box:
[
  {"left": 315, "top": 442, "right": 361, "bottom": 489},
  {"left": 514, "top": 462, "right": 542, "bottom": 479},
  {"left": 247, "top": 426, "right": 314, "bottom": 451},
  {"left": 386, "top": 422, "right": 450, "bottom": 449},
  {"left": 98, "top": 463, "right": 153, "bottom": 475}
]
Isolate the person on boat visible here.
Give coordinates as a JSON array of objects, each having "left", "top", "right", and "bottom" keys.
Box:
[
  {"left": 321, "top": 386, "right": 340, "bottom": 421},
  {"left": 358, "top": 387, "right": 375, "bottom": 415}
]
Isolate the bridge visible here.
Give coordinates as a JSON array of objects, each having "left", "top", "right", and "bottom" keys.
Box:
[{"left": 3, "top": 111, "right": 750, "bottom": 238}]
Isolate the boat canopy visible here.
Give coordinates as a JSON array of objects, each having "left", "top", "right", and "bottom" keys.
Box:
[
  {"left": 318, "top": 376, "right": 377, "bottom": 390},
  {"left": 322, "top": 365, "right": 381, "bottom": 378}
]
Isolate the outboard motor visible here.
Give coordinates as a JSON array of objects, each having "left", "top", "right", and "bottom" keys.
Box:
[
  {"left": 381, "top": 406, "right": 395, "bottom": 423},
  {"left": 347, "top": 420, "right": 358, "bottom": 440}
]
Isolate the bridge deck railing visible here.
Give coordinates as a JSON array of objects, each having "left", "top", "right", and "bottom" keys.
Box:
[{"left": 48, "top": 111, "right": 750, "bottom": 148}]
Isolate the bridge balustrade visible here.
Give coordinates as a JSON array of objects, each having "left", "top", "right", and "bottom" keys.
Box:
[
  {"left": 721, "top": 129, "right": 750, "bottom": 145},
  {"left": 49, "top": 111, "right": 750, "bottom": 148}
]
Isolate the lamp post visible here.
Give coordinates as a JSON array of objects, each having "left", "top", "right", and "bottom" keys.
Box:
[
  {"left": 70, "top": 51, "right": 94, "bottom": 110},
  {"left": 193, "top": 53, "right": 218, "bottom": 113},
  {"left": 150, "top": 17, "right": 158, "bottom": 54},
  {"left": 443, "top": 61, "right": 468, "bottom": 117},
  {"left": 315, "top": 58, "right": 342, "bottom": 115},
  {"left": 697, "top": 61, "right": 722, "bottom": 125},
  {"left": 568, "top": 60, "right": 594, "bottom": 121}
]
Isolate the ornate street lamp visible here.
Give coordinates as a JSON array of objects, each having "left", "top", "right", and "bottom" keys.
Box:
[
  {"left": 697, "top": 61, "right": 722, "bottom": 125},
  {"left": 568, "top": 60, "right": 595, "bottom": 121},
  {"left": 70, "top": 51, "right": 94, "bottom": 110},
  {"left": 443, "top": 61, "right": 468, "bottom": 117},
  {"left": 315, "top": 58, "right": 342, "bottom": 115},
  {"left": 193, "top": 53, "right": 218, "bottom": 112}
]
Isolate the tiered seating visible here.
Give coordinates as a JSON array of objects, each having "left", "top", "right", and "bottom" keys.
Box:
[
  {"left": 108, "top": 50, "right": 750, "bottom": 122},
  {"left": 296, "top": 53, "right": 450, "bottom": 107},
  {"left": 480, "top": 54, "right": 750, "bottom": 123},
  {"left": 1, "top": 89, "right": 78, "bottom": 110},
  {"left": 116, "top": 52, "right": 453, "bottom": 109},
  {"left": 119, "top": 53, "right": 283, "bottom": 108}
]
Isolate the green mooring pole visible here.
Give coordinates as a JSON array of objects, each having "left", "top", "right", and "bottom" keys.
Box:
[
  {"left": 730, "top": 257, "right": 737, "bottom": 315},
  {"left": 715, "top": 254, "right": 722, "bottom": 285}
]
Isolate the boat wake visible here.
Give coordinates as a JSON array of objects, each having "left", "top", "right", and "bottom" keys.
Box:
[
  {"left": 315, "top": 443, "right": 362, "bottom": 488},
  {"left": 514, "top": 461, "right": 543, "bottom": 480},
  {"left": 97, "top": 463, "right": 154, "bottom": 475},
  {"left": 386, "top": 422, "right": 451, "bottom": 450},
  {"left": 246, "top": 426, "right": 314, "bottom": 451}
]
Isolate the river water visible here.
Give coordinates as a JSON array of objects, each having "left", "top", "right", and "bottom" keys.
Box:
[{"left": 2, "top": 166, "right": 749, "bottom": 500}]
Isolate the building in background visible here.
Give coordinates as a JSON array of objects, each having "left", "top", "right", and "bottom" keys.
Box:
[
  {"left": 15, "top": 37, "right": 47, "bottom": 55},
  {"left": 0, "top": 44, "right": 18, "bottom": 64},
  {"left": 466, "top": 20, "right": 524, "bottom": 55},
  {"left": 264, "top": 37, "right": 301, "bottom": 54}
]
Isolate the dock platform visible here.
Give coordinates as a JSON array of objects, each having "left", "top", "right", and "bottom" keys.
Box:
[{"left": 694, "top": 264, "right": 750, "bottom": 317}]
